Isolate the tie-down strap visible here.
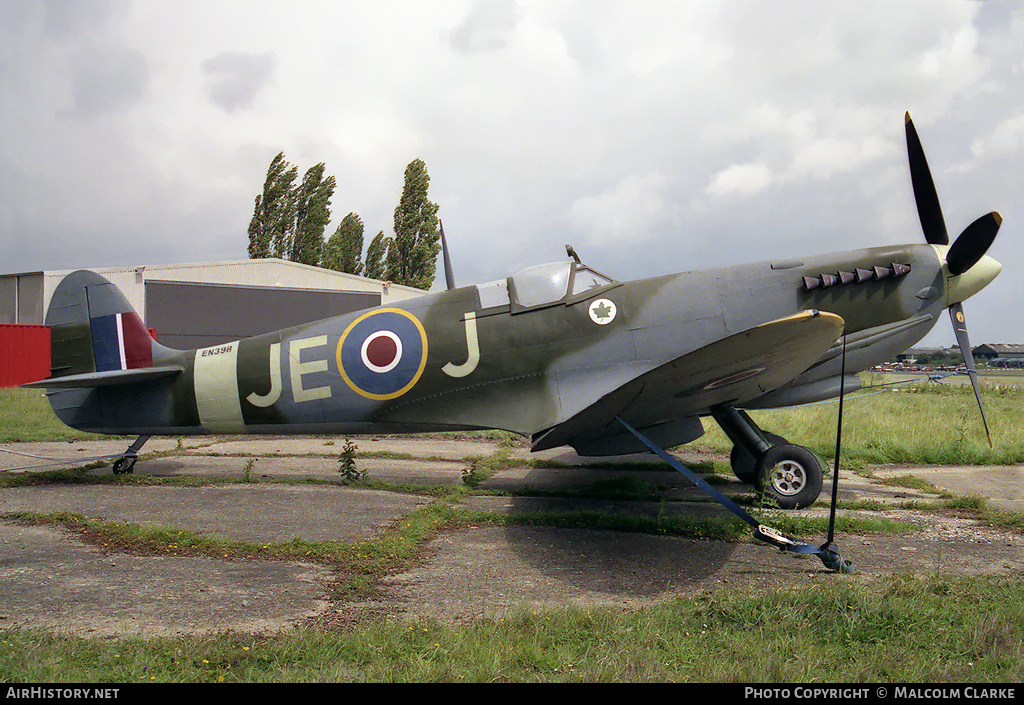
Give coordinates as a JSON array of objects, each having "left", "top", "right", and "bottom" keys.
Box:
[{"left": 614, "top": 416, "right": 853, "bottom": 573}]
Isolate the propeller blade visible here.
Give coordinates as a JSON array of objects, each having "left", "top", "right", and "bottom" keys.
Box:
[
  {"left": 949, "top": 302, "right": 993, "bottom": 447},
  {"left": 905, "top": 112, "right": 949, "bottom": 246},
  {"left": 947, "top": 212, "right": 1002, "bottom": 276}
]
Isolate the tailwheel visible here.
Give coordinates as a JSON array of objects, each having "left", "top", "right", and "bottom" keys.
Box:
[
  {"left": 111, "top": 436, "right": 148, "bottom": 475},
  {"left": 112, "top": 457, "right": 137, "bottom": 475},
  {"left": 730, "top": 432, "right": 787, "bottom": 485},
  {"left": 756, "top": 444, "right": 823, "bottom": 510}
]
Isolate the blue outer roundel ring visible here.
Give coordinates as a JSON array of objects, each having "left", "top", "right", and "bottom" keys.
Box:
[{"left": 336, "top": 308, "right": 428, "bottom": 400}]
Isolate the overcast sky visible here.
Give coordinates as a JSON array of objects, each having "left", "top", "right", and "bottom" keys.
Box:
[{"left": 1, "top": 0, "right": 1021, "bottom": 347}]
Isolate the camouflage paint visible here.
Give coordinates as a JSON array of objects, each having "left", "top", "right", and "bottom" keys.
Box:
[{"left": 33, "top": 242, "right": 998, "bottom": 454}]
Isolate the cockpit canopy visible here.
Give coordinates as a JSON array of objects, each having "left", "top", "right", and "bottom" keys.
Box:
[
  {"left": 475, "top": 260, "right": 619, "bottom": 313},
  {"left": 511, "top": 261, "right": 572, "bottom": 307}
]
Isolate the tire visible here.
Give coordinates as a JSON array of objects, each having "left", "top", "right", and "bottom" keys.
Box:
[
  {"left": 756, "top": 444, "right": 823, "bottom": 510},
  {"left": 112, "top": 457, "right": 136, "bottom": 475},
  {"left": 730, "top": 432, "right": 787, "bottom": 484}
]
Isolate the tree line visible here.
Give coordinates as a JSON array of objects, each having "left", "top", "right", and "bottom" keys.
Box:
[{"left": 246, "top": 154, "right": 440, "bottom": 290}]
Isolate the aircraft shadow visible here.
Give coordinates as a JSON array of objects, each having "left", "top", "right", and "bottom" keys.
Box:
[{"left": 495, "top": 464, "right": 745, "bottom": 597}]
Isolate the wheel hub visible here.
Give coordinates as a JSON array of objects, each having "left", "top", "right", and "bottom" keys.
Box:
[{"left": 769, "top": 460, "right": 807, "bottom": 496}]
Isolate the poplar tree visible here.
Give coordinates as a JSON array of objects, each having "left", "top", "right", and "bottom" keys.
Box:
[
  {"left": 324, "top": 212, "right": 365, "bottom": 275},
  {"left": 387, "top": 158, "right": 440, "bottom": 289},
  {"left": 247, "top": 152, "right": 298, "bottom": 259},
  {"left": 363, "top": 231, "right": 389, "bottom": 281},
  {"left": 289, "top": 163, "right": 336, "bottom": 266}
]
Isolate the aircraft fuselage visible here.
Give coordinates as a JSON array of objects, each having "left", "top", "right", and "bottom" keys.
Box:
[{"left": 45, "top": 242, "right": 966, "bottom": 453}]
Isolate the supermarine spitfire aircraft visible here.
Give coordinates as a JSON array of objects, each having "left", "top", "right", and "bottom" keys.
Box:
[{"left": 25, "top": 115, "right": 1002, "bottom": 542}]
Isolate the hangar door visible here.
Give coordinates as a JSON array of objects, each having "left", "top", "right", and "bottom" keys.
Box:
[{"left": 145, "top": 281, "right": 380, "bottom": 350}]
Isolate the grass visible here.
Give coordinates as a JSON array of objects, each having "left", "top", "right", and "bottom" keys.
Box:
[
  {"left": 450, "top": 500, "right": 916, "bottom": 541},
  {"left": 7, "top": 501, "right": 463, "bottom": 602},
  {"left": 0, "top": 466, "right": 224, "bottom": 488},
  {"left": 0, "top": 388, "right": 107, "bottom": 442},
  {"left": 694, "top": 377, "right": 1024, "bottom": 466},
  {"left": 1, "top": 573, "right": 1020, "bottom": 682}
]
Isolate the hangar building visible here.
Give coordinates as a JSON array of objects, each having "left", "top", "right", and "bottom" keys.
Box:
[
  {"left": 0, "top": 258, "right": 425, "bottom": 350},
  {"left": 973, "top": 343, "right": 1024, "bottom": 368}
]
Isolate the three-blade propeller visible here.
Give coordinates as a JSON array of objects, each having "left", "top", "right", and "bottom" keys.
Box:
[{"left": 905, "top": 112, "right": 1000, "bottom": 445}]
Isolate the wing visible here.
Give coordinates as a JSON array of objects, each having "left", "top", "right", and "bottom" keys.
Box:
[{"left": 531, "top": 309, "right": 844, "bottom": 454}]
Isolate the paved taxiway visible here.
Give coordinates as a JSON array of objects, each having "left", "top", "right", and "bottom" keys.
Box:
[{"left": 1, "top": 436, "right": 1020, "bottom": 636}]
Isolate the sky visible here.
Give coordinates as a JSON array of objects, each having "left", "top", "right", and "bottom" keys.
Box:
[{"left": 1, "top": 0, "right": 1021, "bottom": 348}]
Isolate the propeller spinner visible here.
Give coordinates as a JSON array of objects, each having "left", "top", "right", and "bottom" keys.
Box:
[{"left": 905, "top": 112, "right": 1002, "bottom": 445}]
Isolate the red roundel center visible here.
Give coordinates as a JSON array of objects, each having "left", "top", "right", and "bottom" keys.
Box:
[
  {"left": 366, "top": 335, "right": 398, "bottom": 368},
  {"left": 360, "top": 330, "right": 403, "bottom": 374}
]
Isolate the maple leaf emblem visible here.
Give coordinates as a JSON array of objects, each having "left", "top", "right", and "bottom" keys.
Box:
[{"left": 588, "top": 299, "right": 616, "bottom": 325}]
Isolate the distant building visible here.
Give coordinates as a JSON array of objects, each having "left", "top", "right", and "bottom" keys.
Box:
[
  {"left": 0, "top": 259, "right": 425, "bottom": 349},
  {"left": 894, "top": 348, "right": 933, "bottom": 364},
  {"left": 973, "top": 343, "right": 1024, "bottom": 360},
  {"left": 973, "top": 343, "right": 1024, "bottom": 369}
]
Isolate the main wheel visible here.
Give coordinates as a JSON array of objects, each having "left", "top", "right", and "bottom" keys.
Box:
[
  {"left": 756, "top": 444, "right": 823, "bottom": 510},
  {"left": 730, "top": 432, "right": 787, "bottom": 484}
]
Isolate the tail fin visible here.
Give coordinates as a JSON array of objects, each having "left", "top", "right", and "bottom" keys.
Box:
[{"left": 23, "top": 270, "right": 181, "bottom": 387}]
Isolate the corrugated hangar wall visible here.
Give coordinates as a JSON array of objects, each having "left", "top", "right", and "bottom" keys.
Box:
[
  {"left": 0, "top": 259, "right": 425, "bottom": 363},
  {"left": 0, "top": 273, "right": 45, "bottom": 325},
  {"left": 145, "top": 280, "right": 380, "bottom": 349}
]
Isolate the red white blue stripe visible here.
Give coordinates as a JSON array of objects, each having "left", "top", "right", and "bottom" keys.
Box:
[{"left": 91, "top": 312, "right": 153, "bottom": 372}]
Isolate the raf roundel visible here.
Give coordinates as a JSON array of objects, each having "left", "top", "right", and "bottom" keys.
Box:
[
  {"left": 337, "top": 309, "right": 428, "bottom": 400},
  {"left": 361, "top": 331, "right": 402, "bottom": 373}
]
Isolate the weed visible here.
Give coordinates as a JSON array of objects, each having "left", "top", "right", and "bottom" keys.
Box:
[
  {"left": 461, "top": 461, "right": 484, "bottom": 488},
  {"left": 461, "top": 449, "right": 514, "bottom": 488},
  {"left": 880, "top": 474, "right": 948, "bottom": 495},
  {"left": 243, "top": 458, "right": 258, "bottom": 483},
  {"left": 338, "top": 438, "right": 364, "bottom": 483}
]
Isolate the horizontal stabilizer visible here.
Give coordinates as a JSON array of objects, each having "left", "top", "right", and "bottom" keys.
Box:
[{"left": 21, "top": 365, "right": 182, "bottom": 389}]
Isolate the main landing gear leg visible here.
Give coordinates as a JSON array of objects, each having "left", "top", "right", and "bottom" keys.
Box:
[
  {"left": 711, "top": 405, "right": 824, "bottom": 510},
  {"left": 112, "top": 435, "right": 150, "bottom": 475}
]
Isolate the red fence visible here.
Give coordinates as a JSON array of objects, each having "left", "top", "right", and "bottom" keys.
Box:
[{"left": 0, "top": 324, "right": 51, "bottom": 387}]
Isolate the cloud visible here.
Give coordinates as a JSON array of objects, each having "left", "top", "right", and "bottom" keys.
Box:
[
  {"left": 42, "top": 0, "right": 129, "bottom": 38},
  {"left": 568, "top": 173, "right": 673, "bottom": 244},
  {"left": 201, "top": 51, "right": 276, "bottom": 112},
  {"left": 1, "top": 1, "right": 1020, "bottom": 346},
  {"left": 971, "top": 113, "right": 1024, "bottom": 158},
  {"left": 67, "top": 44, "right": 149, "bottom": 116},
  {"left": 705, "top": 162, "right": 772, "bottom": 198},
  {"left": 448, "top": 0, "right": 522, "bottom": 53},
  {"left": 784, "top": 135, "right": 894, "bottom": 183}
]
